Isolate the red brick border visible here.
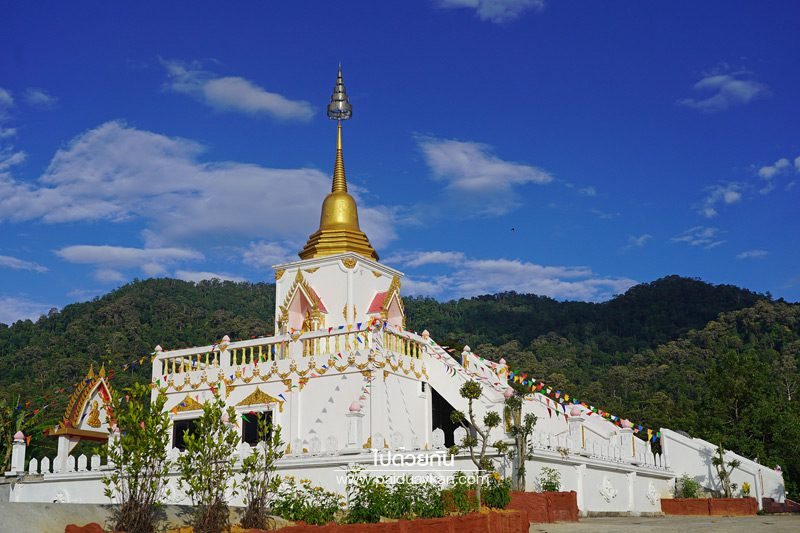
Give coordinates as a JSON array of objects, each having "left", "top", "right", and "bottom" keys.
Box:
[
  {"left": 66, "top": 510, "right": 527, "bottom": 533},
  {"left": 507, "top": 491, "right": 579, "bottom": 523},
  {"left": 661, "top": 498, "right": 757, "bottom": 516}
]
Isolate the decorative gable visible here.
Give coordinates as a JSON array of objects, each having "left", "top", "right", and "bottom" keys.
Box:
[{"left": 236, "top": 387, "right": 285, "bottom": 412}]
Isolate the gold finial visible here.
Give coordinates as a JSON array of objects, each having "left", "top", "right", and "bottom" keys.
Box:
[
  {"left": 299, "top": 66, "right": 378, "bottom": 261},
  {"left": 332, "top": 121, "right": 347, "bottom": 193}
]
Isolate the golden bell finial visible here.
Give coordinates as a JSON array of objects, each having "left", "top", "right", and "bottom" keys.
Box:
[{"left": 298, "top": 66, "right": 378, "bottom": 261}]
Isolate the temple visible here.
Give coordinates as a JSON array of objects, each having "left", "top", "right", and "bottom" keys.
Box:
[{"left": 4, "top": 68, "right": 787, "bottom": 515}]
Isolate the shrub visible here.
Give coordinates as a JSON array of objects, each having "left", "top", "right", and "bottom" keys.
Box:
[
  {"left": 240, "top": 418, "right": 285, "bottom": 529},
  {"left": 537, "top": 467, "right": 561, "bottom": 492},
  {"left": 345, "top": 467, "right": 445, "bottom": 523},
  {"left": 443, "top": 471, "right": 478, "bottom": 515},
  {"left": 176, "top": 395, "right": 241, "bottom": 533},
  {"left": 102, "top": 383, "right": 172, "bottom": 533},
  {"left": 271, "top": 476, "right": 344, "bottom": 525},
  {"left": 712, "top": 444, "right": 741, "bottom": 498},
  {"left": 483, "top": 472, "right": 512, "bottom": 509},
  {"left": 449, "top": 381, "right": 503, "bottom": 509},
  {"left": 674, "top": 474, "right": 702, "bottom": 498},
  {"left": 504, "top": 390, "right": 537, "bottom": 491},
  {"left": 742, "top": 481, "right": 751, "bottom": 497}
]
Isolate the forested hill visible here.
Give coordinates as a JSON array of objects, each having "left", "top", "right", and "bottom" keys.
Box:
[
  {"left": 2, "top": 275, "right": 798, "bottom": 488},
  {"left": 406, "top": 275, "right": 766, "bottom": 354},
  {"left": 0, "top": 275, "right": 765, "bottom": 401}
]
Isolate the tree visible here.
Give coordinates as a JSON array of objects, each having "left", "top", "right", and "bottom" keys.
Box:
[
  {"left": 0, "top": 395, "right": 46, "bottom": 471},
  {"left": 504, "top": 390, "right": 537, "bottom": 491},
  {"left": 103, "top": 383, "right": 172, "bottom": 533},
  {"left": 176, "top": 394, "right": 241, "bottom": 533},
  {"left": 449, "top": 380, "right": 502, "bottom": 509},
  {"left": 240, "top": 417, "right": 285, "bottom": 529},
  {"left": 712, "top": 444, "right": 741, "bottom": 498}
]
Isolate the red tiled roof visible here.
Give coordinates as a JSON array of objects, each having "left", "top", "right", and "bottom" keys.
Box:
[
  {"left": 368, "top": 291, "right": 387, "bottom": 314},
  {"left": 306, "top": 285, "right": 328, "bottom": 313}
]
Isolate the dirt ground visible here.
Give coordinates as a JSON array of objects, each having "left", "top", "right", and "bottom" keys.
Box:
[{"left": 530, "top": 515, "right": 800, "bottom": 532}]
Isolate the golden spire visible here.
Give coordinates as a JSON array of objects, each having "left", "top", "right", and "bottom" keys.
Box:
[{"left": 299, "top": 66, "right": 379, "bottom": 261}]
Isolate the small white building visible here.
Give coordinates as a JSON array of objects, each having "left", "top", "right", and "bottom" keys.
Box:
[{"left": 4, "top": 69, "right": 787, "bottom": 515}]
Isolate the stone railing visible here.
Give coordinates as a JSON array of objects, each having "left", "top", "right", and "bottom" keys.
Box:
[
  {"left": 530, "top": 430, "right": 666, "bottom": 470},
  {"left": 153, "top": 325, "right": 427, "bottom": 380}
]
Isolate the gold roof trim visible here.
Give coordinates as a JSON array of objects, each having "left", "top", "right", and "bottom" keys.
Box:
[
  {"left": 173, "top": 394, "right": 205, "bottom": 413},
  {"left": 237, "top": 387, "right": 284, "bottom": 412}
]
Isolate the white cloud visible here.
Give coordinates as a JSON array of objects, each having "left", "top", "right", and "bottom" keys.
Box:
[
  {"left": 0, "top": 295, "right": 54, "bottom": 325},
  {"left": 438, "top": 0, "right": 546, "bottom": 23},
  {"left": 678, "top": 71, "right": 769, "bottom": 113},
  {"left": 242, "top": 241, "right": 295, "bottom": 268},
  {"left": 736, "top": 249, "right": 768, "bottom": 260},
  {"left": 94, "top": 268, "right": 126, "bottom": 283},
  {"left": 162, "top": 59, "right": 313, "bottom": 121},
  {"left": 56, "top": 245, "right": 203, "bottom": 280},
  {"left": 0, "top": 148, "right": 26, "bottom": 171},
  {"left": 175, "top": 270, "right": 246, "bottom": 283},
  {"left": 418, "top": 136, "right": 552, "bottom": 215},
  {"left": 23, "top": 88, "right": 58, "bottom": 108},
  {"left": 590, "top": 209, "right": 620, "bottom": 220},
  {"left": 699, "top": 182, "right": 743, "bottom": 218},
  {"left": 626, "top": 234, "right": 652, "bottom": 248},
  {"left": 0, "top": 127, "right": 16, "bottom": 139},
  {"left": 397, "top": 252, "right": 636, "bottom": 301},
  {"left": 577, "top": 186, "right": 597, "bottom": 197},
  {"left": 671, "top": 226, "right": 725, "bottom": 249},
  {"left": 0, "top": 254, "right": 47, "bottom": 273},
  {"left": 387, "top": 250, "right": 466, "bottom": 268},
  {"left": 0, "top": 121, "right": 397, "bottom": 250},
  {"left": 402, "top": 277, "right": 445, "bottom": 296},
  {"left": 0, "top": 88, "right": 13, "bottom": 114},
  {"left": 757, "top": 156, "right": 798, "bottom": 194}
]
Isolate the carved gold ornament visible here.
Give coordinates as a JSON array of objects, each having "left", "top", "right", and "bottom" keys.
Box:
[
  {"left": 236, "top": 387, "right": 285, "bottom": 412},
  {"left": 87, "top": 401, "right": 102, "bottom": 428},
  {"left": 173, "top": 394, "right": 205, "bottom": 413}
]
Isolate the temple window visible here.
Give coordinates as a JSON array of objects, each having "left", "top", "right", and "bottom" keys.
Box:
[
  {"left": 172, "top": 418, "right": 199, "bottom": 451},
  {"left": 242, "top": 411, "right": 273, "bottom": 445}
]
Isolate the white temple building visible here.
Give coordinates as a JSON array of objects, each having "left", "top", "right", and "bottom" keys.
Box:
[{"left": 4, "top": 68, "right": 787, "bottom": 515}]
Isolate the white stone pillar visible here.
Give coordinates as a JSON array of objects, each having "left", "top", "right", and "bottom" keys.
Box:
[
  {"left": 55, "top": 434, "right": 80, "bottom": 472},
  {"left": 628, "top": 471, "right": 637, "bottom": 514},
  {"left": 151, "top": 345, "right": 163, "bottom": 402},
  {"left": 287, "top": 378, "right": 300, "bottom": 453},
  {"left": 575, "top": 464, "right": 587, "bottom": 516},
  {"left": 344, "top": 411, "right": 365, "bottom": 453},
  {"left": 568, "top": 416, "right": 585, "bottom": 452},
  {"left": 369, "top": 369, "right": 387, "bottom": 451},
  {"left": 107, "top": 426, "right": 120, "bottom": 468},
  {"left": 5, "top": 431, "right": 26, "bottom": 475},
  {"left": 619, "top": 428, "right": 634, "bottom": 459}
]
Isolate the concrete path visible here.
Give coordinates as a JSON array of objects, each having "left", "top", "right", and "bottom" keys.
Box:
[{"left": 530, "top": 515, "right": 800, "bottom": 532}]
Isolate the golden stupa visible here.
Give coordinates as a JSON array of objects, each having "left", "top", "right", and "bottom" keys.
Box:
[{"left": 299, "top": 66, "right": 379, "bottom": 261}]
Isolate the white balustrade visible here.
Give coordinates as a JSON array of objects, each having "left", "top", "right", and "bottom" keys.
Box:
[
  {"left": 28, "top": 458, "right": 38, "bottom": 475},
  {"left": 77, "top": 454, "right": 88, "bottom": 472}
]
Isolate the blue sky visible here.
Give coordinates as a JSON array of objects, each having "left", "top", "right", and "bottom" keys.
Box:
[{"left": 1, "top": 1, "right": 798, "bottom": 324}]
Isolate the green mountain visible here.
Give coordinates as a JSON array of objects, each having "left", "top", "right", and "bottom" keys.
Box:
[{"left": 1, "top": 275, "right": 798, "bottom": 490}]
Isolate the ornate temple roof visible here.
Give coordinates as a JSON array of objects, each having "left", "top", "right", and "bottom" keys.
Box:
[{"left": 47, "top": 364, "right": 113, "bottom": 442}]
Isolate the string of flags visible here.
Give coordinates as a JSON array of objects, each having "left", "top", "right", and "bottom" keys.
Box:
[{"left": 426, "top": 336, "right": 660, "bottom": 444}]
